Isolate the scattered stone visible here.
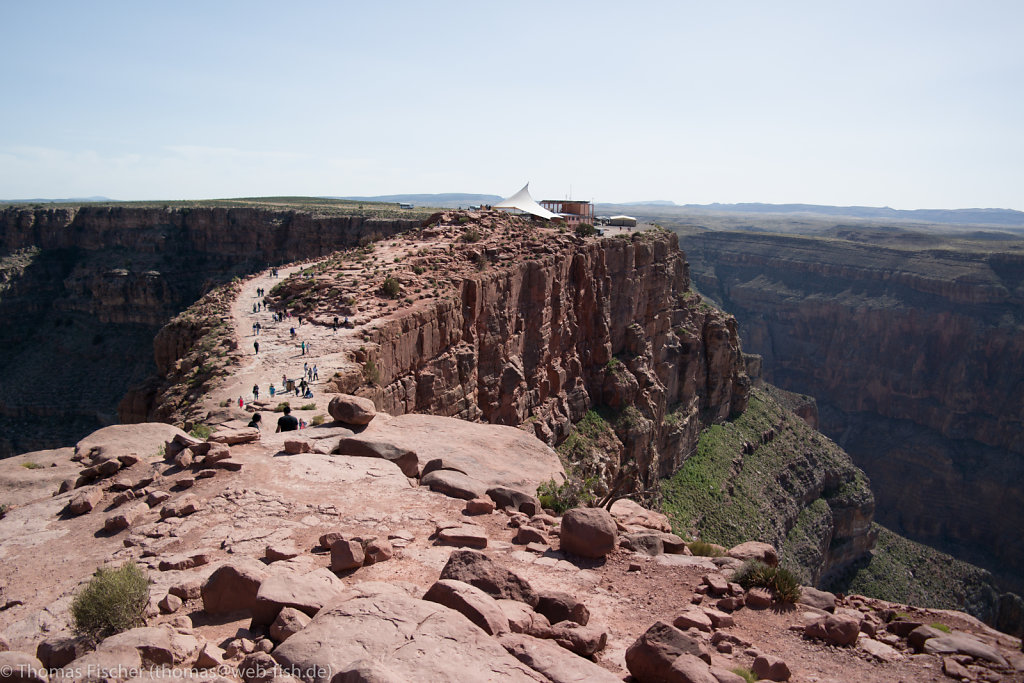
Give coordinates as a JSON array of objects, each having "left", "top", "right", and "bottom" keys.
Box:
[
  {"left": 465, "top": 498, "right": 496, "bottom": 515},
  {"left": 160, "top": 494, "right": 201, "bottom": 519},
  {"left": 499, "top": 633, "right": 623, "bottom": 683},
  {"left": 362, "top": 538, "right": 393, "bottom": 565},
  {"left": 214, "top": 459, "right": 244, "bottom": 471},
  {"left": 207, "top": 427, "right": 260, "bottom": 445},
  {"left": 669, "top": 654, "right": 719, "bottom": 683},
  {"left": 673, "top": 607, "right": 713, "bottom": 632},
  {"left": 201, "top": 558, "right": 268, "bottom": 615},
  {"left": 283, "top": 439, "right": 312, "bottom": 455},
  {"left": 437, "top": 525, "right": 489, "bottom": 549},
  {"left": 907, "top": 624, "right": 948, "bottom": 651},
  {"left": 0, "top": 652, "right": 48, "bottom": 683},
  {"left": 498, "top": 600, "right": 552, "bottom": 637},
  {"left": 195, "top": 642, "right": 225, "bottom": 669},
  {"left": 203, "top": 443, "right": 232, "bottom": 463},
  {"left": 727, "top": 541, "right": 778, "bottom": 567},
  {"left": 265, "top": 543, "right": 300, "bottom": 562},
  {"left": 804, "top": 614, "right": 860, "bottom": 646},
  {"left": 709, "top": 666, "right": 747, "bottom": 683},
  {"left": 529, "top": 513, "right": 558, "bottom": 527},
  {"left": 659, "top": 532, "right": 690, "bottom": 554},
  {"left": 68, "top": 487, "right": 102, "bottom": 515},
  {"left": 559, "top": 507, "right": 617, "bottom": 559},
  {"left": 536, "top": 592, "right": 590, "bottom": 627},
  {"left": 439, "top": 549, "right": 539, "bottom": 606},
  {"left": 548, "top": 620, "right": 608, "bottom": 657},
  {"left": 174, "top": 451, "right": 193, "bottom": 468},
  {"left": 702, "top": 574, "right": 731, "bottom": 596},
  {"left": 609, "top": 498, "right": 672, "bottom": 532},
  {"left": 703, "top": 608, "right": 734, "bottom": 629},
  {"left": 146, "top": 490, "right": 171, "bottom": 507},
  {"left": 36, "top": 633, "right": 86, "bottom": 670},
  {"left": 886, "top": 619, "right": 924, "bottom": 637},
  {"left": 858, "top": 637, "right": 903, "bottom": 663},
  {"left": 625, "top": 621, "right": 712, "bottom": 682},
  {"left": 159, "top": 594, "right": 183, "bottom": 614},
  {"left": 620, "top": 532, "right": 665, "bottom": 556},
  {"left": 329, "top": 539, "right": 365, "bottom": 572},
  {"left": 328, "top": 395, "right": 376, "bottom": 426},
  {"left": 923, "top": 632, "right": 1008, "bottom": 666},
  {"left": 422, "top": 470, "right": 488, "bottom": 500},
  {"left": 103, "top": 501, "right": 148, "bottom": 532},
  {"left": 797, "top": 586, "right": 836, "bottom": 613},
  {"left": 487, "top": 486, "right": 542, "bottom": 515},
  {"left": 158, "top": 550, "right": 210, "bottom": 571},
  {"left": 423, "top": 579, "right": 510, "bottom": 635},
  {"left": 752, "top": 654, "right": 791, "bottom": 681},
  {"left": 942, "top": 655, "right": 972, "bottom": 680},
  {"left": 335, "top": 437, "right": 418, "bottom": 477},
  {"left": 270, "top": 607, "right": 312, "bottom": 644},
  {"left": 170, "top": 577, "right": 203, "bottom": 601},
  {"left": 514, "top": 526, "right": 547, "bottom": 545},
  {"left": 526, "top": 542, "right": 550, "bottom": 554},
  {"left": 716, "top": 596, "right": 744, "bottom": 612},
  {"left": 745, "top": 588, "right": 774, "bottom": 609}
]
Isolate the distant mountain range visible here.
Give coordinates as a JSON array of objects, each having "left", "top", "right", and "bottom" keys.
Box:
[
  {"left": 1, "top": 196, "right": 112, "bottom": 204},
  {"left": 332, "top": 193, "right": 502, "bottom": 209},
  {"left": 672, "top": 202, "right": 1024, "bottom": 227}
]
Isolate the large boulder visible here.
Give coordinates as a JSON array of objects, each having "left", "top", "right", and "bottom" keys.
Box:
[
  {"left": 0, "top": 651, "right": 47, "bottom": 683},
  {"left": 439, "top": 550, "right": 539, "bottom": 607},
  {"left": 207, "top": 427, "right": 260, "bottom": 444},
  {"left": 67, "top": 487, "right": 102, "bottom": 516},
  {"left": 201, "top": 558, "right": 268, "bottom": 615},
  {"left": 272, "top": 590, "right": 545, "bottom": 682},
  {"left": 535, "top": 592, "right": 589, "bottom": 627},
  {"left": 797, "top": 586, "right": 836, "bottom": 613},
  {"left": 609, "top": 498, "right": 671, "bottom": 532},
  {"left": 334, "top": 437, "right": 418, "bottom": 477},
  {"left": 421, "top": 470, "right": 487, "bottom": 500},
  {"left": 752, "top": 654, "right": 791, "bottom": 681},
  {"left": 559, "top": 508, "right": 617, "bottom": 558},
  {"left": 330, "top": 539, "right": 365, "bottom": 572},
  {"left": 922, "top": 632, "right": 1008, "bottom": 666},
  {"left": 328, "top": 395, "right": 377, "bottom": 426},
  {"left": 423, "top": 580, "right": 510, "bottom": 635},
  {"left": 486, "top": 486, "right": 542, "bottom": 515},
  {"left": 804, "top": 614, "right": 860, "bottom": 646},
  {"left": 499, "top": 633, "right": 623, "bottom": 683},
  {"left": 625, "top": 621, "right": 712, "bottom": 682},
  {"left": 727, "top": 541, "right": 778, "bottom": 567},
  {"left": 252, "top": 568, "right": 347, "bottom": 625}
]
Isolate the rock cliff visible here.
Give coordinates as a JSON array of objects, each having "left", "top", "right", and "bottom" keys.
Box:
[
  {"left": 0, "top": 206, "right": 417, "bottom": 456},
  {"left": 679, "top": 229, "right": 1024, "bottom": 594}
]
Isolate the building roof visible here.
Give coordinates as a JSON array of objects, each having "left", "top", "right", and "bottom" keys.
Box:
[{"left": 494, "top": 183, "right": 559, "bottom": 220}]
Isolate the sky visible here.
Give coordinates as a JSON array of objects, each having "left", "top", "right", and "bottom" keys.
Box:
[{"left": 1, "top": 1, "right": 1022, "bottom": 210}]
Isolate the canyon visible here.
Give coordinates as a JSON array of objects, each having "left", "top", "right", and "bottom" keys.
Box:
[{"left": 677, "top": 227, "right": 1024, "bottom": 595}]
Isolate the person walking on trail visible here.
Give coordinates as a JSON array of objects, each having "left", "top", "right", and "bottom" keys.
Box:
[
  {"left": 252, "top": 384, "right": 259, "bottom": 401},
  {"left": 255, "top": 322, "right": 261, "bottom": 335},
  {"left": 276, "top": 405, "right": 298, "bottom": 432},
  {"left": 254, "top": 340, "right": 259, "bottom": 354},
  {"left": 269, "top": 383, "right": 276, "bottom": 398},
  {"left": 301, "top": 340, "right": 306, "bottom": 355},
  {"left": 238, "top": 396, "right": 244, "bottom": 408},
  {"left": 313, "top": 364, "right": 318, "bottom": 380}
]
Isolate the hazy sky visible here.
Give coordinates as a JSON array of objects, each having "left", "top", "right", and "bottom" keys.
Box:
[{"left": 2, "top": 1, "right": 1022, "bottom": 209}]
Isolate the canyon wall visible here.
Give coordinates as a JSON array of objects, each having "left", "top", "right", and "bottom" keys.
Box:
[
  {"left": 678, "top": 229, "right": 1024, "bottom": 594},
  {"left": 0, "top": 206, "right": 416, "bottom": 456}
]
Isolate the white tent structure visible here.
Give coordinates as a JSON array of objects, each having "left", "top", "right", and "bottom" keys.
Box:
[{"left": 494, "top": 183, "right": 560, "bottom": 221}]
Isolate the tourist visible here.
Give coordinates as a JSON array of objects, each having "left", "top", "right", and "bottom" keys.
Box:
[
  {"left": 312, "top": 365, "right": 318, "bottom": 380},
  {"left": 254, "top": 340, "right": 259, "bottom": 354},
  {"left": 269, "top": 383, "right": 276, "bottom": 397},
  {"left": 252, "top": 384, "right": 259, "bottom": 400},
  {"left": 247, "top": 413, "right": 262, "bottom": 430},
  {"left": 276, "top": 405, "right": 298, "bottom": 432},
  {"left": 238, "top": 396, "right": 244, "bottom": 408}
]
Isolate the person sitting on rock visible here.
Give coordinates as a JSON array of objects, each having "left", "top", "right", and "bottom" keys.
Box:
[
  {"left": 276, "top": 405, "right": 298, "bottom": 432},
  {"left": 248, "top": 413, "right": 262, "bottom": 430}
]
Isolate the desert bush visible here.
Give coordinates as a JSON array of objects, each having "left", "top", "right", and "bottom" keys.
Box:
[
  {"left": 363, "top": 359, "right": 381, "bottom": 386},
  {"left": 274, "top": 402, "right": 291, "bottom": 413},
  {"left": 71, "top": 562, "right": 149, "bottom": 645},
  {"left": 575, "top": 223, "right": 597, "bottom": 237},
  {"left": 300, "top": 403, "right": 316, "bottom": 410},
  {"left": 930, "top": 622, "right": 952, "bottom": 633},
  {"left": 537, "top": 474, "right": 598, "bottom": 514},
  {"left": 311, "top": 414, "right": 325, "bottom": 426},
  {"left": 734, "top": 560, "right": 801, "bottom": 604},
  {"left": 688, "top": 541, "right": 725, "bottom": 557},
  {"left": 461, "top": 227, "right": 481, "bottom": 243},
  {"left": 729, "top": 667, "right": 757, "bottom": 683},
  {"left": 0, "top": 503, "right": 8, "bottom": 519},
  {"left": 189, "top": 423, "right": 212, "bottom": 440},
  {"left": 412, "top": 265, "right": 425, "bottom": 275},
  {"left": 380, "top": 276, "right": 401, "bottom": 298},
  {"left": 21, "top": 461, "right": 44, "bottom": 469}
]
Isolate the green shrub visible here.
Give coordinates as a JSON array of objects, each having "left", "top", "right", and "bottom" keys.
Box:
[
  {"left": 71, "top": 562, "right": 150, "bottom": 645},
  {"left": 575, "top": 223, "right": 597, "bottom": 237},
  {"left": 380, "top": 276, "right": 401, "bottom": 298},
  {"left": 300, "top": 403, "right": 316, "bottom": 410},
  {"left": 537, "top": 476, "right": 597, "bottom": 514},
  {"left": 729, "top": 667, "right": 758, "bottom": 683},
  {"left": 0, "top": 503, "right": 8, "bottom": 519},
  {"left": 189, "top": 423, "right": 212, "bottom": 440},
  {"left": 311, "top": 414, "right": 325, "bottom": 426},
  {"left": 688, "top": 541, "right": 725, "bottom": 557},
  {"left": 461, "top": 227, "right": 481, "bottom": 243},
  {"left": 21, "top": 461, "right": 45, "bottom": 469},
  {"left": 273, "top": 402, "right": 291, "bottom": 413},
  {"left": 412, "top": 265, "right": 425, "bottom": 275},
  {"left": 930, "top": 622, "right": 952, "bottom": 633},
  {"left": 734, "top": 560, "right": 801, "bottom": 604},
  {"left": 363, "top": 359, "right": 381, "bottom": 386}
]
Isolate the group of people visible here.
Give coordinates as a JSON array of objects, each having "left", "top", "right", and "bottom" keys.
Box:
[
  {"left": 251, "top": 322, "right": 262, "bottom": 335},
  {"left": 246, "top": 405, "right": 305, "bottom": 433}
]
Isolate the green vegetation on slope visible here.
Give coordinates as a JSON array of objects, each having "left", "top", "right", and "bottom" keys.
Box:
[{"left": 660, "top": 387, "right": 873, "bottom": 583}]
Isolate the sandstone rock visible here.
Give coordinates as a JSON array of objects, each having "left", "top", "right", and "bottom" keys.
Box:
[
  {"left": 103, "top": 502, "right": 148, "bottom": 532},
  {"left": 716, "top": 596, "right": 744, "bottom": 612},
  {"left": 62, "top": 646, "right": 141, "bottom": 683},
  {"left": 727, "top": 541, "right": 778, "bottom": 567},
  {"left": 98, "top": 626, "right": 194, "bottom": 665},
  {"left": 0, "top": 651, "right": 47, "bottom": 683},
  {"left": 265, "top": 543, "right": 300, "bottom": 562},
  {"left": 328, "top": 395, "right": 377, "bottom": 426},
  {"left": 668, "top": 654, "right": 719, "bottom": 683},
  {"left": 283, "top": 439, "right": 312, "bottom": 455},
  {"left": 858, "top": 637, "right": 903, "bottom": 663},
  {"left": 158, "top": 550, "right": 210, "bottom": 571},
  {"left": 437, "top": 525, "right": 488, "bottom": 549},
  {"left": 923, "top": 632, "right": 1008, "bottom": 665},
  {"left": 208, "top": 427, "right": 260, "bottom": 444},
  {"left": 702, "top": 573, "right": 730, "bottom": 596},
  {"left": 885, "top": 619, "right": 923, "bottom": 637},
  {"left": 214, "top": 458, "right": 244, "bottom": 471},
  {"left": 201, "top": 558, "right": 268, "bottom": 615},
  {"left": 498, "top": 600, "right": 552, "bottom": 637},
  {"left": 659, "top": 532, "right": 689, "bottom": 554},
  {"left": 169, "top": 577, "right": 203, "bottom": 601},
  {"left": 804, "top": 614, "right": 860, "bottom": 646},
  {"left": 942, "top": 655, "right": 972, "bottom": 680},
  {"left": 318, "top": 531, "right": 345, "bottom": 549},
  {"left": 174, "top": 451, "right": 193, "bottom": 468},
  {"left": 362, "top": 538, "right": 393, "bottom": 565},
  {"left": 203, "top": 443, "right": 232, "bottom": 463},
  {"left": 535, "top": 592, "right": 590, "bottom": 627},
  {"left": 487, "top": 486, "right": 542, "bottom": 515},
  {"left": 752, "top": 654, "right": 791, "bottom": 681},
  {"left": 499, "top": 633, "right": 622, "bottom": 683},
  {"left": 195, "top": 642, "right": 225, "bottom": 669},
  {"left": 609, "top": 498, "right": 672, "bottom": 532},
  {"left": 703, "top": 608, "right": 734, "bottom": 629},
  {"left": 907, "top": 624, "right": 948, "bottom": 651},
  {"left": 159, "top": 493, "right": 200, "bottom": 519},
  {"left": 334, "top": 437, "right": 417, "bottom": 477},
  {"left": 158, "top": 594, "right": 182, "bottom": 614},
  {"left": 625, "top": 621, "right": 712, "bottom": 682},
  {"left": 272, "top": 590, "right": 545, "bottom": 682},
  {"left": 465, "top": 498, "right": 495, "bottom": 515},
  {"left": 423, "top": 579, "right": 510, "bottom": 635},
  {"left": 673, "top": 607, "right": 713, "bottom": 632},
  {"left": 547, "top": 621, "right": 607, "bottom": 657},
  {"left": 252, "top": 568, "right": 347, "bottom": 625},
  {"left": 270, "top": 607, "right": 311, "bottom": 644},
  {"left": 67, "top": 487, "right": 102, "bottom": 515},
  {"left": 146, "top": 490, "right": 170, "bottom": 507},
  {"left": 422, "top": 470, "right": 488, "bottom": 500},
  {"left": 620, "top": 532, "right": 665, "bottom": 556},
  {"left": 330, "top": 539, "right": 365, "bottom": 571},
  {"left": 559, "top": 508, "right": 616, "bottom": 558},
  {"left": 745, "top": 587, "right": 774, "bottom": 609},
  {"left": 36, "top": 634, "right": 86, "bottom": 670},
  {"left": 514, "top": 526, "right": 547, "bottom": 545},
  {"left": 797, "top": 586, "right": 836, "bottom": 613},
  {"left": 709, "top": 667, "right": 747, "bottom": 683},
  {"left": 238, "top": 652, "right": 277, "bottom": 683},
  {"left": 439, "top": 549, "right": 539, "bottom": 606},
  {"left": 529, "top": 513, "right": 558, "bottom": 527}
]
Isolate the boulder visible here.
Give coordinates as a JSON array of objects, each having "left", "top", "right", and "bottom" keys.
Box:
[
  {"left": 169, "top": 577, "right": 203, "bottom": 601},
  {"left": 98, "top": 626, "right": 196, "bottom": 665},
  {"left": 335, "top": 437, "right": 417, "bottom": 477},
  {"left": 158, "top": 594, "right": 182, "bottom": 614},
  {"left": 283, "top": 439, "right": 312, "bottom": 455},
  {"left": 744, "top": 588, "right": 774, "bottom": 609},
  {"left": 35, "top": 634, "right": 86, "bottom": 670},
  {"left": 659, "top": 532, "right": 690, "bottom": 554},
  {"left": 514, "top": 526, "right": 547, "bottom": 546},
  {"left": 923, "top": 632, "right": 1008, "bottom": 666},
  {"left": 498, "top": 600, "right": 552, "bottom": 637},
  {"left": 159, "top": 494, "right": 200, "bottom": 519},
  {"left": 858, "top": 637, "right": 903, "bottom": 663},
  {"left": 423, "top": 579, "right": 510, "bottom": 635},
  {"left": 559, "top": 508, "right": 616, "bottom": 559},
  {"left": 498, "top": 633, "right": 622, "bottom": 683},
  {"left": 620, "top": 532, "right": 665, "bottom": 556},
  {"left": 103, "top": 502, "right": 148, "bottom": 532},
  {"left": 330, "top": 539, "right": 365, "bottom": 572},
  {"left": 703, "top": 608, "right": 734, "bottom": 629},
  {"left": 61, "top": 644, "right": 141, "bottom": 683},
  {"left": 207, "top": 427, "right": 260, "bottom": 444},
  {"left": 328, "top": 395, "right": 377, "bottom": 426},
  {"left": 609, "top": 498, "right": 672, "bottom": 532},
  {"left": 547, "top": 621, "right": 607, "bottom": 657},
  {"left": 487, "top": 487, "right": 542, "bottom": 515},
  {"left": 439, "top": 549, "right": 539, "bottom": 606},
  {"left": 668, "top": 654, "right": 719, "bottom": 683},
  {"left": 422, "top": 470, "right": 488, "bottom": 500},
  {"left": 437, "top": 525, "right": 488, "bottom": 549},
  {"left": 201, "top": 558, "right": 268, "bottom": 615},
  {"left": 752, "top": 654, "right": 791, "bottom": 681},
  {"left": 907, "top": 624, "right": 948, "bottom": 651},
  {"left": 202, "top": 443, "right": 232, "bottom": 463},
  {"left": 673, "top": 608, "right": 713, "bottom": 632},
  {"left": 252, "top": 568, "right": 347, "bottom": 625},
  {"left": 0, "top": 651, "right": 47, "bottom": 683},
  {"left": 797, "top": 586, "right": 836, "bottom": 613},
  {"left": 195, "top": 642, "right": 225, "bottom": 669},
  {"left": 272, "top": 590, "right": 545, "bottom": 682},
  {"left": 362, "top": 538, "right": 393, "bottom": 565},
  {"left": 535, "top": 592, "right": 589, "bottom": 627},
  {"left": 270, "top": 607, "right": 312, "bottom": 644},
  {"left": 67, "top": 487, "right": 102, "bottom": 515},
  {"left": 702, "top": 574, "right": 730, "bottom": 596},
  {"left": 465, "top": 498, "right": 496, "bottom": 515},
  {"left": 265, "top": 543, "right": 301, "bottom": 562},
  {"left": 726, "top": 541, "right": 778, "bottom": 567},
  {"left": 625, "top": 621, "right": 712, "bottom": 682},
  {"left": 804, "top": 614, "right": 860, "bottom": 646},
  {"left": 158, "top": 550, "right": 211, "bottom": 571}
]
